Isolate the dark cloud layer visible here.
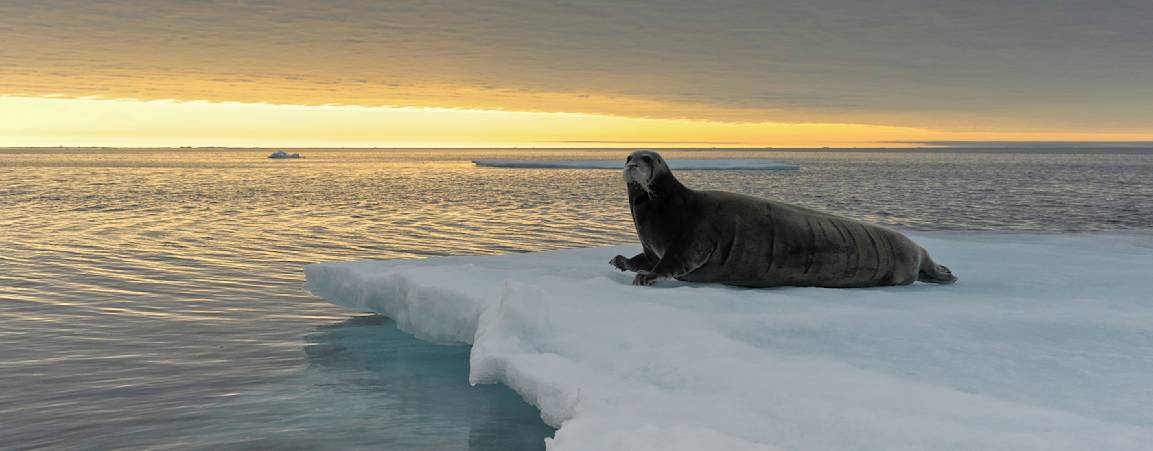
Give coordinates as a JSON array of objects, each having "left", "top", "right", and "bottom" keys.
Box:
[{"left": 2, "top": 0, "right": 1151, "bottom": 131}]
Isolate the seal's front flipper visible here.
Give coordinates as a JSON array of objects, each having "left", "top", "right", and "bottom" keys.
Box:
[
  {"left": 610, "top": 252, "right": 653, "bottom": 272},
  {"left": 632, "top": 271, "right": 659, "bottom": 286}
]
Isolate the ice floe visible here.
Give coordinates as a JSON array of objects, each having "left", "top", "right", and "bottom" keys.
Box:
[
  {"left": 473, "top": 159, "right": 799, "bottom": 171},
  {"left": 268, "top": 150, "right": 303, "bottom": 159},
  {"left": 305, "top": 233, "right": 1153, "bottom": 450}
]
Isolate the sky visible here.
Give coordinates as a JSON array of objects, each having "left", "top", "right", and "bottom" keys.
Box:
[{"left": 2, "top": 0, "right": 1152, "bottom": 147}]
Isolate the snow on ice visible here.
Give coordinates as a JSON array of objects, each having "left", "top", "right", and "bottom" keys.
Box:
[{"left": 305, "top": 233, "right": 1153, "bottom": 450}]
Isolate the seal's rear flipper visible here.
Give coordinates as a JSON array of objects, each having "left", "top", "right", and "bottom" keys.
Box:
[{"left": 918, "top": 263, "right": 958, "bottom": 284}]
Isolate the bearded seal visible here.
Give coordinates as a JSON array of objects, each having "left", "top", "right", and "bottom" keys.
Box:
[{"left": 610, "top": 150, "right": 957, "bottom": 287}]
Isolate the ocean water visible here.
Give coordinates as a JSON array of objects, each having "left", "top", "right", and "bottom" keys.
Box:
[{"left": 2, "top": 147, "right": 1152, "bottom": 450}]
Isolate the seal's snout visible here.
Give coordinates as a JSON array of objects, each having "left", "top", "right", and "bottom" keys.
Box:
[
  {"left": 624, "top": 153, "right": 638, "bottom": 169},
  {"left": 623, "top": 150, "right": 665, "bottom": 197}
]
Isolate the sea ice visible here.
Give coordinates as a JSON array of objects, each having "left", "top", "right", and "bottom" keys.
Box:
[
  {"left": 268, "top": 150, "right": 303, "bottom": 159},
  {"left": 305, "top": 233, "right": 1153, "bottom": 450},
  {"left": 473, "top": 159, "right": 799, "bottom": 171}
]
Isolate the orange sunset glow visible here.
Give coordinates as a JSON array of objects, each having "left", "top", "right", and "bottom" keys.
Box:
[{"left": 5, "top": 96, "right": 1152, "bottom": 148}]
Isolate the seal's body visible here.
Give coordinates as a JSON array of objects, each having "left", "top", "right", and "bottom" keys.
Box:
[{"left": 612, "top": 150, "right": 957, "bottom": 288}]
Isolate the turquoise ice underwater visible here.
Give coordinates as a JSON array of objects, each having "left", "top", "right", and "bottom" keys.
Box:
[{"left": 3, "top": 147, "right": 1153, "bottom": 450}]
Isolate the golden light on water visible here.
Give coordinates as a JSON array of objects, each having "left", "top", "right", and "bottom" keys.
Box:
[{"left": 3, "top": 96, "right": 1151, "bottom": 148}]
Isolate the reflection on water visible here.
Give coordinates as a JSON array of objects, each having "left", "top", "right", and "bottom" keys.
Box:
[{"left": 1, "top": 147, "right": 1151, "bottom": 449}]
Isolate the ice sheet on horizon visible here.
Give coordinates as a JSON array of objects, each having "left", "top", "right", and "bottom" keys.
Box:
[
  {"left": 473, "top": 159, "right": 800, "bottom": 170},
  {"left": 304, "top": 233, "right": 1153, "bottom": 451}
]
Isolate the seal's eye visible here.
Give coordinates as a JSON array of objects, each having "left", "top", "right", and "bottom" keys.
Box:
[{"left": 626, "top": 155, "right": 633, "bottom": 162}]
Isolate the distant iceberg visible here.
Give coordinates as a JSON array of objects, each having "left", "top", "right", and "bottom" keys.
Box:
[
  {"left": 268, "top": 150, "right": 303, "bottom": 159},
  {"left": 473, "top": 159, "right": 799, "bottom": 171},
  {"left": 305, "top": 233, "right": 1153, "bottom": 451}
]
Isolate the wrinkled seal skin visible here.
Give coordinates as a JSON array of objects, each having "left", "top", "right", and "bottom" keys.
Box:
[{"left": 611, "top": 150, "right": 957, "bottom": 288}]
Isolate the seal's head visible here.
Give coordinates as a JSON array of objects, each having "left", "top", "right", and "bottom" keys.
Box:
[{"left": 623, "top": 150, "right": 672, "bottom": 197}]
